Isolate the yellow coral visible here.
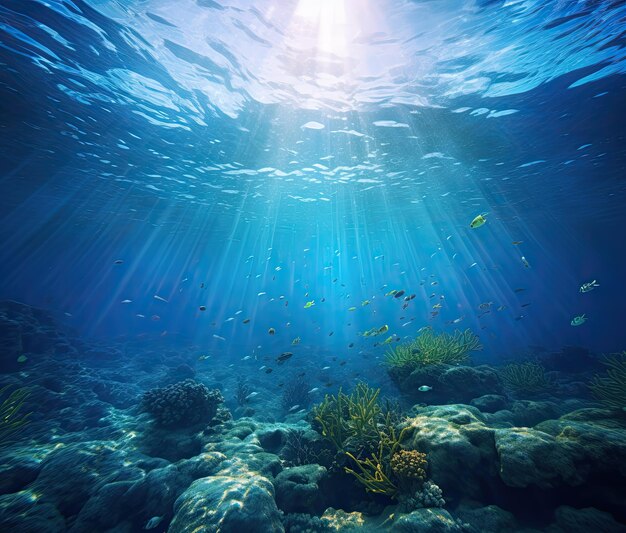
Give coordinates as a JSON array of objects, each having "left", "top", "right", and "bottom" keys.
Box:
[{"left": 391, "top": 449, "right": 427, "bottom": 481}]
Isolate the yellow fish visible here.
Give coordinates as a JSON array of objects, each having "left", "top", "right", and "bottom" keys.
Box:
[
  {"left": 432, "top": 303, "right": 442, "bottom": 309},
  {"left": 348, "top": 306, "right": 357, "bottom": 312},
  {"left": 382, "top": 336, "right": 394, "bottom": 344},
  {"left": 304, "top": 301, "right": 315, "bottom": 309},
  {"left": 385, "top": 290, "right": 397, "bottom": 297},
  {"left": 470, "top": 213, "right": 487, "bottom": 229},
  {"left": 378, "top": 324, "right": 389, "bottom": 334},
  {"left": 361, "top": 300, "right": 370, "bottom": 306}
]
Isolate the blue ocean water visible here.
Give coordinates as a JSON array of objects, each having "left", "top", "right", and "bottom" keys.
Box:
[{"left": 1, "top": 1, "right": 626, "bottom": 532}]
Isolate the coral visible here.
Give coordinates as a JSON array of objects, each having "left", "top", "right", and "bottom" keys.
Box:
[
  {"left": 589, "top": 352, "right": 626, "bottom": 411},
  {"left": 235, "top": 377, "right": 251, "bottom": 407},
  {"left": 281, "top": 376, "right": 311, "bottom": 412},
  {"left": 498, "top": 361, "right": 552, "bottom": 394},
  {"left": 399, "top": 481, "right": 445, "bottom": 511},
  {"left": 0, "top": 385, "right": 31, "bottom": 445},
  {"left": 384, "top": 328, "right": 482, "bottom": 373},
  {"left": 281, "top": 429, "right": 333, "bottom": 467},
  {"left": 141, "top": 379, "right": 224, "bottom": 427},
  {"left": 413, "top": 480, "right": 445, "bottom": 508},
  {"left": 391, "top": 449, "right": 427, "bottom": 482},
  {"left": 344, "top": 425, "right": 409, "bottom": 498},
  {"left": 311, "top": 382, "right": 383, "bottom": 454},
  {"left": 281, "top": 513, "right": 332, "bottom": 533}
]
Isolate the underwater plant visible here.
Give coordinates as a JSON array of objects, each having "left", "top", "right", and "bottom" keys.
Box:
[
  {"left": 0, "top": 385, "right": 31, "bottom": 446},
  {"left": 311, "top": 382, "right": 383, "bottom": 454},
  {"left": 589, "top": 351, "right": 626, "bottom": 411},
  {"left": 384, "top": 328, "right": 482, "bottom": 372},
  {"left": 498, "top": 361, "right": 552, "bottom": 394}
]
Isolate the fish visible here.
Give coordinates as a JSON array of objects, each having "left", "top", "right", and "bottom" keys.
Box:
[
  {"left": 114, "top": 259, "right": 124, "bottom": 265},
  {"left": 579, "top": 280, "right": 599, "bottom": 293},
  {"left": 304, "top": 301, "right": 315, "bottom": 309},
  {"left": 144, "top": 516, "right": 164, "bottom": 530},
  {"left": 151, "top": 315, "right": 160, "bottom": 321},
  {"left": 348, "top": 306, "right": 357, "bottom": 311},
  {"left": 328, "top": 331, "right": 334, "bottom": 336},
  {"left": 432, "top": 303, "right": 443, "bottom": 309},
  {"left": 348, "top": 343, "right": 354, "bottom": 348},
  {"left": 571, "top": 314, "right": 587, "bottom": 327},
  {"left": 265, "top": 368, "right": 273, "bottom": 374},
  {"left": 394, "top": 290, "right": 405, "bottom": 298},
  {"left": 382, "top": 336, "right": 394, "bottom": 344},
  {"left": 213, "top": 334, "right": 226, "bottom": 341},
  {"left": 521, "top": 303, "right": 531, "bottom": 307},
  {"left": 268, "top": 328, "right": 276, "bottom": 335},
  {"left": 512, "top": 241, "right": 523, "bottom": 245},
  {"left": 361, "top": 300, "right": 370, "bottom": 306},
  {"left": 17, "top": 355, "right": 27, "bottom": 363},
  {"left": 497, "top": 306, "right": 506, "bottom": 311},
  {"left": 385, "top": 290, "right": 397, "bottom": 297},
  {"left": 418, "top": 385, "right": 432, "bottom": 392},
  {"left": 478, "top": 302, "right": 492, "bottom": 310},
  {"left": 245, "top": 392, "right": 258, "bottom": 400},
  {"left": 322, "top": 366, "right": 331, "bottom": 370},
  {"left": 198, "top": 355, "right": 210, "bottom": 361},
  {"left": 277, "top": 352, "right": 293, "bottom": 364},
  {"left": 288, "top": 405, "right": 301, "bottom": 412},
  {"left": 199, "top": 306, "right": 206, "bottom": 311},
  {"left": 121, "top": 299, "right": 132, "bottom": 304},
  {"left": 308, "top": 387, "right": 320, "bottom": 394},
  {"left": 136, "top": 314, "right": 145, "bottom": 318},
  {"left": 470, "top": 213, "right": 487, "bottom": 228},
  {"left": 154, "top": 294, "right": 168, "bottom": 303},
  {"left": 452, "top": 316, "right": 465, "bottom": 324},
  {"left": 521, "top": 256, "right": 531, "bottom": 268},
  {"left": 257, "top": 291, "right": 266, "bottom": 296},
  {"left": 243, "top": 318, "right": 250, "bottom": 324},
  {"left": 291, "top": 337, "right": 301, "bottom": 345}
]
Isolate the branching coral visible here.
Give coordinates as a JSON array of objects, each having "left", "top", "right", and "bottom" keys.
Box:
[
  {"left": 498, "top": 361, "right": 552, "bottom": 394},
  {"left": 344, "top": 426, "right": 409, "bottom": 498},
  {"left": 311, "top": 382, "right": 382, "bottom": 453},
  {"left": 589, "top": 351, "right": 626, "bottom": 411},
  {"left": 0, "top": 385, "right": 31, "bottom": 445},
  {"left": 384, "top": 328, "right": 482, "bottom": 372}
]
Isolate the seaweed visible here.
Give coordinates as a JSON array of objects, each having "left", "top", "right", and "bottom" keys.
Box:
[
  {"left": 0, "top": 385, "right": 31, "bottom": 446},
  {"left": 589, "top": 351, "right": 626, "bottom": 412},
  {"left": 498, "top": 361, "right": 552, "bottom": 394}
]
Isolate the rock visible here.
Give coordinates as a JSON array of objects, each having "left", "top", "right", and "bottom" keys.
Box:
[
  {"left": 547, "top": 505, "right": 626, "bottom": 533},
  {"left": 494, "top": 427, "right": 584, "bottom": 488},
  {"left": 470, "top": 395, "right": 508, "bottom": 413},
  {"left": 170, "top": 470, "right": 283, "bottom": 533},
  {"left": 455, "top": 503, "right": 519, "bottom": 533},
  {"left": 274, "top": 464, "right": 328, "bottom": 514},
  {"left": 0, "top": 492, "right": 65, "bottom": 533},
  {"left": 405, "top": 405, "right": 498, "bottom": 499},
  {"left": 0, "top": 454, "right": 43, "bottom": 494},
  {"left": 391, "top": 508, "right": 464, "bottom": 532}
]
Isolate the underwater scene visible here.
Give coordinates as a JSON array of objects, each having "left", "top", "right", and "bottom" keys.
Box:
[{"left": 1, "top": 0, "right": 626, "bottom": 531}]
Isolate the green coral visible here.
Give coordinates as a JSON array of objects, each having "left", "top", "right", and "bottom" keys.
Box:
[
  {"left": 498, "top": 361, "right": 551, "bottom": 394},
  {"left": 344, "top": 425, "right": 408, "bottom": 498},
  {"left": 312, "top": 383, "right": 427, "bottom": 500},
  {"left": 311, "top": 382, "right": 382, "bottom": 454},
  {"left": 0, "top": 385, "right": 31, "bottom": 446},
  {"left": 384, "top": 328, "right": 482, "bottom": 372},
  {"left": 589, "top": 352, "right": 626, "bottom": 411}
]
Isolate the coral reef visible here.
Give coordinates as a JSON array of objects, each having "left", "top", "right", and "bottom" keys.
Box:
[
  {"left": 498, "top": 361, "right": 552, "bottom": 394},
  {"left": 282, "top": 375, "right": 312, "bottom": 412},
  {"left": 589, "top": 352, "right": 626, "bottom": 411},
  {"left": 141, "top": 379, "right": 224, "bottom": 427},
  {"left": 384, "top": 328, "right": 482, "bottom": 374}
]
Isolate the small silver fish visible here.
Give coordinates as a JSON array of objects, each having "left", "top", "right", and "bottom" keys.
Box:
[
  {"left": 579, "top": 280, "right": 599, "bottom": 293},
  {"left": 418, "top": 385, "right": 432, "bottom": 392},
  {"left": 521, "top": 256, "right": 530, "bottom": 268}
]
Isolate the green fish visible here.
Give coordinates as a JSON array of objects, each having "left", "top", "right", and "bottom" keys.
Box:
[
  {"left": 304, "top": 301, "right": 315, "bottom": 309},
  {"left": 470, "top": 213, "right": 487, "bottom": 229}
]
